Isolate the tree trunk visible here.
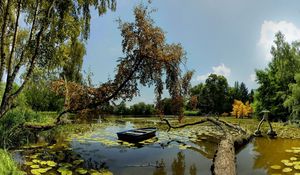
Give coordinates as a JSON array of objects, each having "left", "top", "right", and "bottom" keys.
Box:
[{"left": 211, "top": 135, "right": 236, "bottom": 175}]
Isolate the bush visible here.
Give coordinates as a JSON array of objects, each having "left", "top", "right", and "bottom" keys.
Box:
[
  {"left": 0, "top": 149, "right": 25, "bottom": 175},
  {"left": 0, "top": 108, "right": 42, "bottom": 149}
]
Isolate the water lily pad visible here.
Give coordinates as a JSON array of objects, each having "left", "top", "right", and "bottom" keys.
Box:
[
  {"left": 285, "top": 149, "right": 293, "bottom": 153},
  {"left": 57, "top": 167, "right": 72, "bottom": 175},
  {"left": 270, "top": 165, "right": 281, "bottom": 170},
  {"left": 294, "top": 165, "right": 300, "bottom": 170},
  {"left": 73, "top": 159, "right": 84, "bottom": 165},
  {"left": 30, "top": 164, "right": 40, "bottom": 169},
  {"left": 31, "top": 169, "right": 41, "bottom": 175},
  {"left": 89, "top": 169, "right": 101, "bottom": 175},
  {"left": 76, "top": 168, "right": 88, "bottom": 174},
  {"left": 282, "top": 167, "right": 292, "bottom": 173},
  {"left": 46, "top": 160, "right": 57, "bottom": 167},
  {"left": 179, "top": 144, "right": 191, "bottom": 150},
  {"left": 281, "top": 160, "right": 289, "bottom": 164},
  {"left": 24, "top": 161, "right": 34, "bottom": 166},
  {"left": 292, "top": 147, "right": 300, "bottom": 150},
  {"left": 290, "top": 157, "right": 297, "bottom": 161},
  {"left": 59, "top": 163, "right": 72, "bottom": 168},
  {"left": 284, "top": 162, "right": 293, "bottom": 166}
]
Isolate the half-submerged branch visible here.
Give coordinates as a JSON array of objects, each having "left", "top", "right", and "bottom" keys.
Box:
[{"left": 162, "top": 117, "right": 252, "bottom": 175}]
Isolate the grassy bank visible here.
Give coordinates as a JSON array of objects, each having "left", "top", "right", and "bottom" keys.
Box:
[
  {"left": 182, "top": 116, "right": 300, "bottom": 139},
  {"left": 0, "top": 149, "right": 24, "bottom": 175}
]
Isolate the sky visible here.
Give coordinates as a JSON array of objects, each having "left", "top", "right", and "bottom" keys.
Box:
[{"left": 82, "top": 0, "right": 300, "bottom": 105}]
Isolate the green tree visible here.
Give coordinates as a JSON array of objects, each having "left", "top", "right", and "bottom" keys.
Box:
[
  {"left": 201, "top": 74, "right": 229, "bottom": 114},
  {"left": 0, "top": 0, "right": 116, "bottom": 118},
  {"left": 255, "top": 32, "right": 300, "bottom": 120},
  {"left": 284, "top": 73, "right": 300, "bottom": 120},
  {"left": 24, "top": 68, "right": 63, "bottom": 111}
]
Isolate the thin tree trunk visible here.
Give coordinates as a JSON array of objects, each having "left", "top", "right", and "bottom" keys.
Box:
[
  {"left": 0, "top": 0, "right": 10, "bottom": 82},
  {"left": 0, "top": 0, "right": 55, "bottom": 118},
  {"left": 0, "top": 0, "right": 21, "bottom": 116}
]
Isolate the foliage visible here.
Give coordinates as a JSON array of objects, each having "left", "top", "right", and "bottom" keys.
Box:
[
  {"left": 255, "top": 32, "right": 300, "bottom": 120},
  {"left": 0, "top": 149, "right": 25, "bottom": 175},
  {"left": 230, "top": 100, "right": 253, "bottom": 118},
  {"left": 24, "top": 68, "right": 64, "bottom": 111},
  {"left": 129, "top": 102, "right": 155, "bottom": 116},
  {"left": 52, "top": 5, "right": 190, "bottom": 120},
  {"left": 189, "top": 75, "right": 252, "bottom": 115},
  {"left": 201, "top": 74, "right": 229, "bottom": 114},
  {"left": 0, "top": 83, "right": 27, "bottom": 109},
  {"left": 284, "top": 73, "right": 300, "bottom": 120},
  {"left": 187, "top": 95, "right": 198, "bottom": 110},
  {"left": 0, "top": 0, "right": 117, "bottom": 118},
  {"left": 0, "top": 107, "right": 49, "bottom": 148}
]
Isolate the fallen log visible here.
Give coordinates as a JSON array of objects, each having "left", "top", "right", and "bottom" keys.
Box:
[
  {"left": 162, "top": 118, "right": 252, "bottom": 175},
  {"left": 211, "top": 135, "right": 236, "bottom": 175}
]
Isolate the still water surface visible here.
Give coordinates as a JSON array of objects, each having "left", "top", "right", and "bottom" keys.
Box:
[{"left": 13, "top": 118, "right": 300, "bottom": 175}]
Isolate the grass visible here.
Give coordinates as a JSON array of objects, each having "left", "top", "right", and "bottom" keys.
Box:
[
  {"left": 182, "top": 116, "right": 300, "bottom": 139},
  {"left": 0, "top": 149, "right": 25, "bottom": 175}
]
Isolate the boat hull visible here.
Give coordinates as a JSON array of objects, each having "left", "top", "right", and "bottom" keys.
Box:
[{"left": 117, "top": 127, "right": 156, "bottom": 143}]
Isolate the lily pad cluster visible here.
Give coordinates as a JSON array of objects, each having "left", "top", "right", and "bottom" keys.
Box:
[
  {"left": 21, "top": 142, "right": 112, "bottom": 175},
  {"left": 270, "top": 147, "right": 300, "bottom": 173}
]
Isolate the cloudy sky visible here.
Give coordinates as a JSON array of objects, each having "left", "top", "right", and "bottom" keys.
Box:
[{"left": 83, "top": 0, "right": 300, "bottom": 104}]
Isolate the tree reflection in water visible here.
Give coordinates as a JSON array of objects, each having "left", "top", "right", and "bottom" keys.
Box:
[
  {"left": 152, "top": 152, "right": 198, "bottom": 175},
  {"left": 172, "top": 152, "right": 185, "bottom": 175},
  {"left": 153, "top": 160, "right": 167, "bottom": 175}
]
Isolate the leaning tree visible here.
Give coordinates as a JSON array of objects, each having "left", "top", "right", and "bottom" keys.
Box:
[
  {"left": 52, "top": 5, "right": 191, "bottom": 121},
  {"left": 0, "top": 0, "right": 116, "bottom": 118}
]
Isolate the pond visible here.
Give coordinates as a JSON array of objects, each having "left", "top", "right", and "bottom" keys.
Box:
[{"left": 11, "top": 117, "right": 300, "bottom": 175}]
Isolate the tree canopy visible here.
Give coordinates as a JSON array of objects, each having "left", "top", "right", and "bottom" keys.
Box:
[
  {"left": 0, "top": 0, "right": 117, "bottom": 118},
  {"left": 52, "top": 5, "right": 190, "bottom": 119}
]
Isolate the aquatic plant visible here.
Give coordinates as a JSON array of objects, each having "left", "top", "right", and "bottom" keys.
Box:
[{"left": 0, "top": 149, "right": 25, "bottom": 175}]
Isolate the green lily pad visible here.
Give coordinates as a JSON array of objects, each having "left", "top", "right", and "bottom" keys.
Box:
[
  {"left": 179, "top": 144, "right": 191, "bottom": 150},
  {"left": 57, "top": 167, "right": 72, "bottom": 175},
  {"left": 24, "top": 161, "right": 34, "bottom": 166},
  {"left": 282, "top": 167, "right": 292, "bottom": 173},
  {"left": 59, "top": 162, "right": 72, "bottom": 168},
  {"left": 285, "top": 149, "right": 293, "bottom": 153},
  {"left": 270, "top": 165, "right": 281, "bottom": 170},
  {"left": 290, "top": 157, "right": 297, "bottom": 161},
  {"left": 89, "top": 169, "right": 101, "bottom": 175},
  {"left": 76, "top": 168, "right": 88, "bottom": 174},
  {"left": 30, "top": 164, "right": 40, "bottom": 169},
  {"left": 73, "top": 159, "right": 84, "bottom": 165},
  {"left": 294, "top": 164, "right": 300, "bottom": 170},
  {"left": 46, "top": 160, "right": 57, "bottom": 167},
  {"left": 32, "top": 159, "right": 41, "bottom": 164},
  {"left": 284, "top": 162, "right": 293, "bottom": 166},
  {"left": 31, "top": 169, "right": 41, "bottom": 175},
  {"left": 281, "top": 160, "right": 289, "bottom": 164}
]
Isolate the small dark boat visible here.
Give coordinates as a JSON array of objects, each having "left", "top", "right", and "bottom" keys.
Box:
[{"left": 117, "top": 127, "right": 157, "bottom": 142}]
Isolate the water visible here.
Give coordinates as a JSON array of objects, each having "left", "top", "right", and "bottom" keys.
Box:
[
  {"left": 13, "top": 120, "right": 218, "bottom": 175},
  {"left": 237, "top": 137, "right": 300, "bottom": 175},
  {"left": 12, "top": 118, "right": 300, "bottom": 175}
]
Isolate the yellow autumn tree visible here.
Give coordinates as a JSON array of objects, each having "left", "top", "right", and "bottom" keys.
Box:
[{"left": 231, "top": 100, "right": 253, "bottom": 118}]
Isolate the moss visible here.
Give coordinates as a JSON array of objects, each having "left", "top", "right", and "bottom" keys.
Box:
[{"left": 0, "top": 149, "right": 25, "bottom": 175}]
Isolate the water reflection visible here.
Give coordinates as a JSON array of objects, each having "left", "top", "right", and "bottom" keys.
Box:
[
  {"left": 14, "top": 120, "right": 219, "bottom": 175},
  {"left": 237, "top": 137, "right": 300, "bottom": 175},
  {"left": 172, "top": 152, "right": 185, "bottom": 175}
]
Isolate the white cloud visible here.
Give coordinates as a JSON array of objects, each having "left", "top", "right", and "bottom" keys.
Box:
[
  {"left": 250, "top": 73, "right": 256, "bottom": 82},
  {"left": 196, "top": 73, "right": 210, "bottom": 81},
  {"left": 212, "top": 64, "right": 231, "bottom": 78},
  {"left": 196, "top": 63, "right": 231, "bottom": 82},
  {"left": 258, "top": 20, "right": 300, "bottom": 61}
]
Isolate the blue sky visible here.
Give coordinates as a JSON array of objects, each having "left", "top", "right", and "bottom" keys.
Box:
[{"left": 83, "top": 0, "right": 300, "bottom": 105}]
